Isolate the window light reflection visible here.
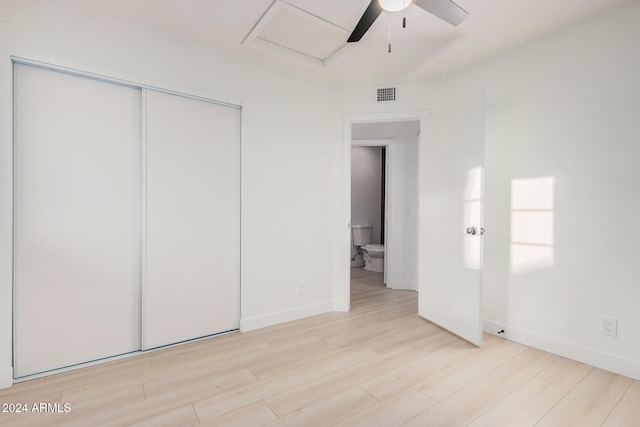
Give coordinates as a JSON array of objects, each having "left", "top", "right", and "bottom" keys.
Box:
[{"left": 510, "top": 177, "right": 555, "bottom": 274}]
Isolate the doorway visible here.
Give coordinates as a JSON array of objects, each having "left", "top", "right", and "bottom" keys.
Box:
[
  {"left": 340, "top": 95, "right": 485, "bottom": 346},
  {"left": 350, "top": 143, "right": 389, "bottom": 281},
  {"left": 346, "top": 117, "right": 420, "bottom": 306}
]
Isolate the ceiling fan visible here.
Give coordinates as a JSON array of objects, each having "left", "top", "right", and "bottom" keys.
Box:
[{"left": 347, "top": 0, "right": 469, "bottom": 43}]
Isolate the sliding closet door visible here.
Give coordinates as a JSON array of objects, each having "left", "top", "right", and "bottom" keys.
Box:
[
  {"left": 144, "top": 90, "right": 240, "bottom": 350},
  {"left": 14, "top": 64, "right": 142, "bottom": 377}
]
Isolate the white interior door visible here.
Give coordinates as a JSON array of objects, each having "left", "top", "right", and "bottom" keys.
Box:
[
  {"left": 143, "top": 90, "right": 240, "bottom": 350},
  {"left": 14, "top": 64, "right": 142, "bottom": 377},
  {"left": 418, "top": 93, "right": 485, "bottom": 346}
]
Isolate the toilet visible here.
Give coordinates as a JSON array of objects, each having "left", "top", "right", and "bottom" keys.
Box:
[
  {"left": 361, "top": 244, "right": 385, "bottom": 273},
  {"left": 352, "top": 224, "right": 385, "bottom": 273}
]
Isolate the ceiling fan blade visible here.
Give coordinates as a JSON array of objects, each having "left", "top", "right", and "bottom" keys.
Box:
[
  {"left": 347, "top": 0, "right": 384, "bottom": 43},
  {"left": 413, "top": 0, "right": 469, "bottom": 26}
]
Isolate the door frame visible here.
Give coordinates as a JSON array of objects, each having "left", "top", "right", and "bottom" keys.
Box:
[
  {"left": 338, "top": 111, "right": 426, "bottom": 312},
  {"left": 351, "top": 139, "right": 392, "bottom": 285}
]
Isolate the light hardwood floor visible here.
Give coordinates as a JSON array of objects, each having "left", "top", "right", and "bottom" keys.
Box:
[{"left": 1, "top": 268, "right": 639, "bottom": 426}]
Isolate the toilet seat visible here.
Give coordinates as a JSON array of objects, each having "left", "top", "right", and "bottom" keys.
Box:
[{"left": 362, "top": 244, "right": 384, "bottom": 254}]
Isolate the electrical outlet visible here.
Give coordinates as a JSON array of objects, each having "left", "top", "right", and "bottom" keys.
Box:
[
  {"left": 600, "top": 316, "right": 617, "bottom": 337},
  {"left": 296, "top": 283, "right": 306, "bottom": 296}
]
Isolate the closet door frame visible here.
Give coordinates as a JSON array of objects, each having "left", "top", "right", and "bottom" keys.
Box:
[{"left": 11, "top": 57, "right": 242, "bottom": 380}]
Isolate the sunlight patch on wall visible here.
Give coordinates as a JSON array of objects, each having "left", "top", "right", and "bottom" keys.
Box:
[{"left": 510, "top": 177, "right": 555, "bottom": 274}]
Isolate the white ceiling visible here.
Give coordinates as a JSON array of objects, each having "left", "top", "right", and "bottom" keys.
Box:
[{"left": 73, "top": 0, "right": 637, "bottom": 83}]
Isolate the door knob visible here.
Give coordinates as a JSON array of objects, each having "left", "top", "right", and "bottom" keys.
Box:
[{"left": 465, "top": 226, "right": 477, "bottom": 235}]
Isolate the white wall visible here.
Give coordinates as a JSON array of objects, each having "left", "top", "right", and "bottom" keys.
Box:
[
  {"left": 333, "top": 3, "right": 640, "bottom": 379},
  {"left": 351, "top": 146, "right": 383, "bottom": 265},
  {"left": 2, "top": 0, "right": 639, "bottom": 388},
  {"left": 0, "top": 0, "right": 337, "bottom": 387},
  {"left": 388, "top": 136, "right": 418, "bottom": 291}
]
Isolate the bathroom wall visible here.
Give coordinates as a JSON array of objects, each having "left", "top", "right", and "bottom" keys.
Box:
[
  {"left": 350, "top": 146, "right": 382, "bottom": 266},
  {"left": 387, "top": 136, "right": 418, "bottom": 290}
]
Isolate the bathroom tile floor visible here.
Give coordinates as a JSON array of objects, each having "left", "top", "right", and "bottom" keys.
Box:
[{"left": 1, "top": 268, "right": 638, "bottom": 426}]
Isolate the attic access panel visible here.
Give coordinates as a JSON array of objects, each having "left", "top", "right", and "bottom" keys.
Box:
[{"left": 243, "top": 0, "right": 352, "bottom": 67}]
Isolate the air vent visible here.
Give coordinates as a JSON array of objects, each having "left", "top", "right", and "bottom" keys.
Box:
[{"left": 377, "top": 87, "right": 396, "bottom": 102}]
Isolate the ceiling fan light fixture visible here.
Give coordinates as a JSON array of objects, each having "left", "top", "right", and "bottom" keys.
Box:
[{"left": 378, "top": 0, "right": 413, "bottom": 12}]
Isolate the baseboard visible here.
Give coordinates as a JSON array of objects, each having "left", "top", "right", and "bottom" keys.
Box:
[
  {"left": 240, "top": 301, "right": 333, "bottom": 332},
  {"left": 0, "top": 366, "right": 13, "bottom": 390},
  {"left": 333, "top": 299, "right": 349, "bottom": 312},
  {"left": 387, "top": 280, "right": 417, "bottom": 291},
  {"left": 483, "top": 319, "right": 640, "bottom": 381}
]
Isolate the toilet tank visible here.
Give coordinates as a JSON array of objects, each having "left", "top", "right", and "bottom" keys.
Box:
[{"left": 352, "top": 224, "right": 373, "bottom": 246}]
